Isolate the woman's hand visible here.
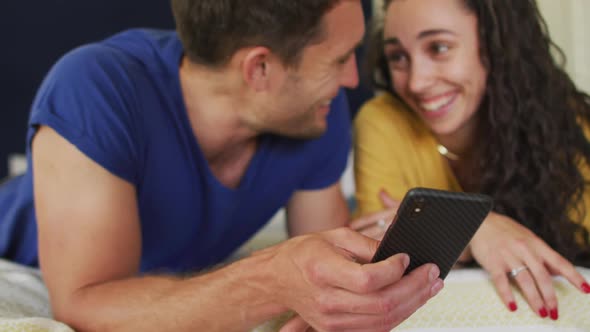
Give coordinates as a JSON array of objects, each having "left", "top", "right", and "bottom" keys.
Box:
[
  {"left": 469, "top": 211, "right": 590, "bottom": 319},
  {"left": 349, "top": 190, "right": 399, "bottom": 240}
]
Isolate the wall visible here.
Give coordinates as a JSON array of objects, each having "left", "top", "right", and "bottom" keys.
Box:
[
  {"left": 537, "top": 0, "right": 590, "bottom": 93},
  {"left": 0, "top": 2, "right": 175, "bottom": 179}
]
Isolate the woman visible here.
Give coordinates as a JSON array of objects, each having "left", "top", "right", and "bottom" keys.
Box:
[{"left": 353, "top": 0, "right": 590, "bottom": 320}]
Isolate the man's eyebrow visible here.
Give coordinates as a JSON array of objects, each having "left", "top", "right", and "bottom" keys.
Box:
[
  {"left": 383, "top": 29, "right": 456, "bottom": 46},
  {"left": 338, "top": 41, "right": 364, "bottom": 61}
]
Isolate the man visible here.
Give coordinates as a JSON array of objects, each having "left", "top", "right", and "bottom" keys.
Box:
[{"left": 0, "top": 0, "right": 443, "bottom": 330}]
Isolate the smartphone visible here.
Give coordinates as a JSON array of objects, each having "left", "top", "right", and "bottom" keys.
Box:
[{"left": 371, "top": 187, "right": 493, "bottom": 279}]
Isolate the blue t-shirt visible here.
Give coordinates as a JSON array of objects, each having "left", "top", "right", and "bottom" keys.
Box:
[{"left": 0, "top": 29, "right": 351, "bottom": 273}]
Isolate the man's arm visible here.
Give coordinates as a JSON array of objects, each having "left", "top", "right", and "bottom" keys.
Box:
[
  {"left": 34, "top": 126, "right": 442, "bottom": 332},
  {"left": 33, "top": 126, "right": 284, "bottom": 331},
  {"left": 285, "top": 182, "right": 350, "bottom": 237}
]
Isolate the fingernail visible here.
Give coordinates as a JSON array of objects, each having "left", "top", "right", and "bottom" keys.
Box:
[
  {"left": 550, "top": 308, "right": 558, "bottom": 320},
  {"left": 539, "top": 307, "right": 548, "bottom": 318},
  {"left": 508, "top": 302, "right": 517, "bottom": 312},
  {"left": 582, "top": 282, "right": 590, "bottom": 293},
  {"left": 429, "top": 265, "right": 440, "bottom": 281},
  {"left": 430, "top": 279, "right": 444, "bottom": 295},
  {"left": 402, "top": 254, "right": 410, "bottom": 269}
]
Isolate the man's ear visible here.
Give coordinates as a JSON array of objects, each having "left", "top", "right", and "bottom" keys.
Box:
[{"left": 242, "top": 47, "right": 276, "bottom": 92}]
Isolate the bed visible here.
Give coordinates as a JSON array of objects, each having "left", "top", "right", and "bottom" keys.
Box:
[{"left": 1, "top": 251, "right": 589, "bottom": 331}]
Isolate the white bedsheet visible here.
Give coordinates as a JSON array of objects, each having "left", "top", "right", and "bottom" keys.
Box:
[
  {"left": 393, "top": 268, "right": 590, "bottom": 331},
  {"left": 253, "top": 268, "right": 590, "bottom": 332},
  {"left": 1, "top": 261, "right": 588, "bottom": 332},
  {"left": 0, "top": 259, "right": 73, "bottom": 331}
]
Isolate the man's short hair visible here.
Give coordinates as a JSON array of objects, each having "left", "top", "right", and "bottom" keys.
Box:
[{"left": 171, "top": 0, "right": 341, "bottom": 68}]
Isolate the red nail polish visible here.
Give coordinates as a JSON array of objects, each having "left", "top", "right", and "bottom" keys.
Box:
[
  {"left": 508, "top": 302, "right": 517, "bottom": 312},
  {"left": 539, "top": 307, "right": 548, "bottom": 318},
  {"left": 582, "top": 282, "right": 590, "bottom": 294},
  {"left": 550, "top": 308, "right": 558, "bottom": 320}
]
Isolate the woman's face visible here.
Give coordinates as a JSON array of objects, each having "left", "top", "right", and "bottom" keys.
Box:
[{"left": 383, "top": 0, "right": 488, "bottom": 138}]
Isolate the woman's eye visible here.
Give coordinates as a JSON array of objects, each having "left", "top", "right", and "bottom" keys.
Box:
[
  {"left": 385, "top": 51, "right": 409, "bottom": 69},
  {"left": 430, "top": 43, "right": 450, "bottom": 55}
]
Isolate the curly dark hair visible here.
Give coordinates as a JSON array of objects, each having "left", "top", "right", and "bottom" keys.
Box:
[{"left": 368, "top": 0, "right": 590, "bottom": 266}]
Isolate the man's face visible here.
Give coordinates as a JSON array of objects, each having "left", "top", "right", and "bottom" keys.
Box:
[{"left": 251, "top": 0, "right": 364, "bottom": 138}]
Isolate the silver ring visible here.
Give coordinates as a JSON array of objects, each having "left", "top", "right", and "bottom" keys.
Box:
[
  {"left": 377, "top": 219, "right": 386, "bottom": 229},
  {"left": 508, "top": 265, "right": 529, "bottom": 278}
]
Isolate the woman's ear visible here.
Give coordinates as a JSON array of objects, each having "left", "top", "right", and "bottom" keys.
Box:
[{"left": 242, "top": 47, "right": 273, "bottom": 92}]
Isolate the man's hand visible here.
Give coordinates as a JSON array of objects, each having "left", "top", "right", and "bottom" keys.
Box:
[{"left": 256, "top": 227, "right": 443, "bottom": 332}]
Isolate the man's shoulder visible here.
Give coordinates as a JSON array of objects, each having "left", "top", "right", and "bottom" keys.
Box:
[
  {"left": 103, "top": 28, "right": 178, "bottom": 54},
  {"left": 39, "top": 29, "right": 180, "bottom": 98},
  {"left": 50, "top": 29, "right": 179, "bottom": 78},
  {"left": 102, "top": 29, "right": 180, "bottom": 73}
]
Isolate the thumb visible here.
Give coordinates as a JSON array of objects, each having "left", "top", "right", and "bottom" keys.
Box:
[
  {"left": 279, "top": 314, "right": 312, "bottom": 332},
  {"left": 379, "top": 189, "right": 399, "bottom": 209}
]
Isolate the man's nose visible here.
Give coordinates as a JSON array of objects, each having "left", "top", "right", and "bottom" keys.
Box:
[{"left": 340, "top": 54, "right": 359, "bottom": 89}]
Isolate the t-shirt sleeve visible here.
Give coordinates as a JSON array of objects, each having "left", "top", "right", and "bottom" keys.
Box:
[
  {"left": 298, "top": 89, "right": 352, "bottom": 190},
  {"left": 353, "top": 94, "right": 415, "bottom": 215},
  {"left": 27, "top": 44, "right": 142, "bottom": 185}
]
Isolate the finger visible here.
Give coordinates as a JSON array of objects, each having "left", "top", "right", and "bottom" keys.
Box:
[
  {"left": 377, "top": 264, "right": 444, "bottom": 323},
  {"left": 280, "top": 315, "right": 311, "bottom": 332},
  {"left": 323, "top": 228, "right": 381, "bottom": 262},
  {"left": 483, "top": 252, "right": 518, "bottom": 311},
  {"left": 359, "top": 225, "right": 385, "bottom": 240},
  {"left": 508, "top": 259, "right": 547, "bottom": 318},
  {"left": 518, "top": 246, "right": 559, "bottom": 319},
  {"left": 388, "top": 263, "right": 443, "bottom": 303},
  {"left": 490, "top": 269, "right": 518, "bottom": 312},
  {"left": 379, "top": 189, "right": 400, "bottom": 209},
  {"left": 349, "top": 208, "right": 395, "bottom": 231},
  {"left": 502, "top": 253, "right": 545, "bottom": 315},
  {"left": 312, "top": 251, "right": 410, "bottom": 294},
  {"left": 307, "top": 264, "right": 442, "bottom": 320},
  {"left": 543, "top": 248, "right": 590, "bottom": 295},
  {"left": 514, "top": 270, "right": 548, "bottom": 318},
  {"left": 302, "top": 310, "right": 405, "bottom": 332},
  {"left": 391, "top": 277, "right": 445, "bottom": 322}
]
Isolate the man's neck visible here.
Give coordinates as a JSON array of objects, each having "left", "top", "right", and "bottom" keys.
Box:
[
  {"left": 179, "top": 57, "right": 258, "bottom": 158},
  {"left": 179, "top": 56, "right": 259, "bottom": 188}
]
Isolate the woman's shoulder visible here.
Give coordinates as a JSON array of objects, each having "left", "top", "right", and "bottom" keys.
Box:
[
  {"left": 357, "top": 92, "right": 410, "bottom": 117},
  {"left": 355, "top": 92, "right": 428, "bottom": 138}
]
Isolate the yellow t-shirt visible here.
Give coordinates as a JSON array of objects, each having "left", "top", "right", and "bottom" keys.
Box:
[{"left": 353, "top": 92, "right": 590, "bottom": 233}]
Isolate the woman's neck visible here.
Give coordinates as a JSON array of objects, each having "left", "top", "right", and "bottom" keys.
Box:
[
  {"left": 435, "top": 114, "right": 481, "bottom": 160},
  {"left": 435, "top": 116, "right": 482, "bottom": 191}
]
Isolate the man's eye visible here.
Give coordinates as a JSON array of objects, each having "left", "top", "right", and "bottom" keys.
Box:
[{"left": 337, "top": 55, "right": 351, "bottom": 65}]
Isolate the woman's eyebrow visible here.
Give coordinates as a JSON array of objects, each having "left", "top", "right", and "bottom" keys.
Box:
[
  {"left": 417, "top": 29, "right": 456, "bottom": 39},
  {"left": 383, "top": 37, "right": 400, "bottom": 46},
  {"left": 383, "top": 29, "right": 457, "bottom": 45}
]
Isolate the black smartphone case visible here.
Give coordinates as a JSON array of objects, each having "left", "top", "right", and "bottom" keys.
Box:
[{"left": 371, "top": 187, "right": 493, "bottom": 279}]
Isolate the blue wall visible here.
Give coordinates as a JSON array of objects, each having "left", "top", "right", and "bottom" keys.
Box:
[{"left": 0, "top": 1, "right": 175, "bottom": 178}]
